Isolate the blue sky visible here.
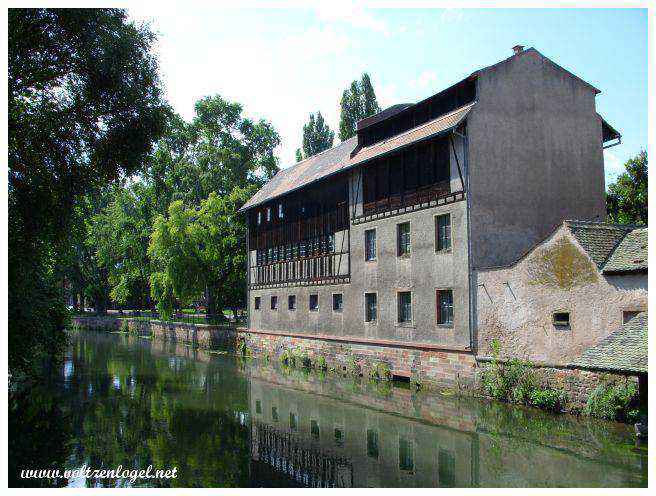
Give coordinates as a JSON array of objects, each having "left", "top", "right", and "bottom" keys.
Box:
[{"left": 130, "top": 7, "right": 647, "bottom": 187}]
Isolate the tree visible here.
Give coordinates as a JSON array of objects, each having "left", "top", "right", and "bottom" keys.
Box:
[
  {"left": 606, "top": 150, "right": 648, "bottom": 225},
  {"left": 338, "top": 72, "right": 380, "bottom": 141},
  {"left": 8, "top": 8, "right": 169, "bottom": 380},
  {"left": 295, "top": 148, "right": 303, "bottom": 162},
  {"left": 148, "top": 188, "right": 254, "bottom": 318},
  {"left": 300, "top": 111, "right": 334, "bottom": 159}
]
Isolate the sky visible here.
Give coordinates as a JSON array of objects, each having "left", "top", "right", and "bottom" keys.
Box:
[{"left": 129, "top": 7, "right": 647, "bottom": 187}]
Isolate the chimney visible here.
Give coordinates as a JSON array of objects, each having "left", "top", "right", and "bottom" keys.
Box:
[{"left": 512, "top": 44, "right": 524, "bottom": 55}]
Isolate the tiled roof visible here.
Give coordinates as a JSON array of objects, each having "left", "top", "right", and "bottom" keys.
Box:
[
  {"left": 603, "top": 228, "right": 648, "bottom": 273},
  {"left": 570, "top": 312, "right": 647, "bottom": 374},
  {"left": 240, "top": 103, "right": 474, "bottom": 211},
  {"left": 567, "top": 221, "right": 633, "bottom": 268}
]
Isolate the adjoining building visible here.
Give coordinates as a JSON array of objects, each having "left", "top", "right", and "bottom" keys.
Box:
[{"left": 238, "top": 46, "right": 639, "bottom": 390}]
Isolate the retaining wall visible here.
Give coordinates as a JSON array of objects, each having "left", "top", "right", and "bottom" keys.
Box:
[{"left": 72, "top": 316, "right": 237, "bottom": 351}]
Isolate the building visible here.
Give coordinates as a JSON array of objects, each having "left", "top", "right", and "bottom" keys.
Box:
[
  {"left": 476, "top": 221, "right": 647, "bottom": 364},
  {"left": 238, "top": 46, "right": 629, "bottom": 387}
]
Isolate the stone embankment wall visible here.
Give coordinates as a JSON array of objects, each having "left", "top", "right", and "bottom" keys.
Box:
[
  {"left": 72, "top": 316, "right": 237, "bottom": 351},
  {"left": 238, "top": 327, "right": 634, "bottom": 411}
]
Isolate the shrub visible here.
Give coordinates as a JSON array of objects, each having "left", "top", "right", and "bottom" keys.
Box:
[
  {"left": 279, "top": 349, "right": 294, "bottom": 367},
  {"left": 584, "top": 381, "right": 638, "bottom": 422},
  {"left": 529, "top": 388, "right": 566, "bottom": 412},
  {"left": 346, "top": 355, "right": 361, "bottom": 376},
  {"left": 368, "top": 361, "right": 392, "bottom": 382},
  {"left": 316, "top": 356, "right": 328, "bottom": 371},
  {"left": 120, "top": 320, "right": 131, "bottom": 334}
]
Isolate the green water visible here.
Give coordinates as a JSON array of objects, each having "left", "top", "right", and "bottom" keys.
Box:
[{"left": 9, "top": 331, "right": 647, "bottom": 488}]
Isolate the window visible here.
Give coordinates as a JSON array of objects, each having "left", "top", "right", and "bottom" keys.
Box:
[
  {"left": 365, "top": 293, "right": 377, "bottom": 322},
  {"left": 309, "top": 294, "right": 319, "bottom": 311},
  {"left": 553, "top": 312, "right": 570, "bottom": 327},
  {"left": 435, "top": 214, "right": 451, "bottom": 251},
  {"left": 623, "top": 310, "right": 641, "bottom": 324},
  {"left": 332, "top": 293, "right": 343, "bottom": 312},
  {"left": 399, "top": 436, "right": 414, "bottom": 472},
  {"left": 266, "top": 207, "right": 271, "bottom": 222},
  {"left": 270, "top": 295, "right": 278, "bottom": 310},
  {"left": 278, "top": 203, "right": 283, "bottom": 218},
  {"left": 365, "top": 229, "right": 377, "bottom": 261},
  {"left": 367, "top": 429, "right": 379, "bottom": 459},
  {"left": 289, "top": 412, "right": 298, "bottom": 431},
  {"left": 438, "top": 448, "right": 456, "bottom": 487},
  {"left": 310, "top": 419, "right": 320, "bottom": 440},
  {"left": 397, "top": 222, "right": 411, "bottom": 256},
  {"left": 254, "top": 297, "right": 261, "bottom": 310},
  {"left": 288, "top": 295, "right": 296, "bottom": 310},
  {"left": 436, "top": 290, "right": 453, "bottom": 326},
  {"left": 334, "top": 426, "right": 344, "bottom": 447},
  {"left": 272, "top": 406, "right": 279, "bottom": 422},
  {"left": 255, "top": 400, "right": 262, "bottom": 414},
  {"left": 398, "top": 292, "right": 412, "bottom": 323},
  {"left": 257, "top": 211, "right": 262, "bottom": 225}
]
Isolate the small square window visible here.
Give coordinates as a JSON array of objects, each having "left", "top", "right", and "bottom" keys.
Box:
[
  {"left": 254, "top": 297, "right": 261, "bottom": 310},
  {"left": 435, "top": 214, "right": 451, "bottom": 252},
  {"left": 365, "top": 229, "right": 377, "bottom": 261},
  {"left": 623, "top": 310, "right": 640, "bottom": 324},
  {"left": 270, "top": 295, "right": 278, "bottom": 310},
  {"left": 397, "top": 222, "right": 411, "bottom": 256},
  {"left": 436, "top": 289, "right": 453, "bottom": 326},
  {"left": 288, "top": 295, "right": 296, "bottom": 310},
  {"left": 365, "top": 293, "right": 377, "bottom": 322},
  {"left": 398, "top": 292, "right": 412, "bottom": 323},
  {"left": 332, "top": 293, "right": 343, "bottom": 312},
  {"left": 553, "top": 312, "right": 570, "bottom": 327},
  {"left": 309, "top": 294, "right": 319, "bottom": 311}
]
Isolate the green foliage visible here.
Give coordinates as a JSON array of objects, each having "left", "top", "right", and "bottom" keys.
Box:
[
  {"left": 529, "top": 388, "right": 566, "bottom": 412},
  {"left": 300, "top": 111, "right": 334, "bottom": 158},
  {"left": 481, "top": 340, "right": 567, "bottom": 413},
  {"left": 368, "top": 361, "right": 392, "bottom": 382},
  {"left": 316, "top": 355, "right": 328, "bottom": 371},
  {"left": 346, "top": 355, "right": 361, "bottom": 376},
  {"left": 119, "top": 320, "right": 131, "bottom": 334},
  {"left": 584, "top": 381, "right": 639, "bottom": 422},
  {"left": 606, "top": 150, "right": 647, "bottom": 225},
  {"left": 295, "top": 148, "right": 303, "bottom": 162},
  {"left": 8, "top": 8, "right": 168, "bottom": 381},
  {"left": 338, "top": 73, "right": 380, "bottom": 141}
]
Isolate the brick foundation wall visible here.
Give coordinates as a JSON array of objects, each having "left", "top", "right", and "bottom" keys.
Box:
[
  {"left": 238, "top": 328, "right": 478, "bottom": 391},
  {"left": 72, "top": 316, "right": 237, "bottom": 351}
]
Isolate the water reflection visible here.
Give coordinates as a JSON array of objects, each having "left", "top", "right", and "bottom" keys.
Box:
[{"left": 8, "top": 331, "right": 647, "bottom": 488}]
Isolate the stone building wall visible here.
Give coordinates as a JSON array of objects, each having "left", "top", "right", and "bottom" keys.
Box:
[{"left": 474, "top": 226, "right": 647, "bottom": 364}]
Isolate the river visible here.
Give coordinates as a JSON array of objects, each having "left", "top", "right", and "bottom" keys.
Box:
[{"left": 9, "top": 330, "right": 647, "bottom": 488}]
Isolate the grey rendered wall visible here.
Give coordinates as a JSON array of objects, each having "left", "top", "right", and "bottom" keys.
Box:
[
  {"left": 248, "top": 137, "right": 471, "bottom": 349},
  {"left": 467, "top": 50, "right": 607, "bottom": 269}
]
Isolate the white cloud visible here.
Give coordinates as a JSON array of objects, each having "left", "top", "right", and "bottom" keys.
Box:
[
  {"left": 409, "top": 70, "right": 438, "bottom": 89},
  {"left": 440, "top": 8, "right": 465, "bottom": 23},
  {"left": 604, "top": 149, "right": 624, "bottom": 183},
  {"left": 315, "top": 5, "right": 389, "bottom": 36}
]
